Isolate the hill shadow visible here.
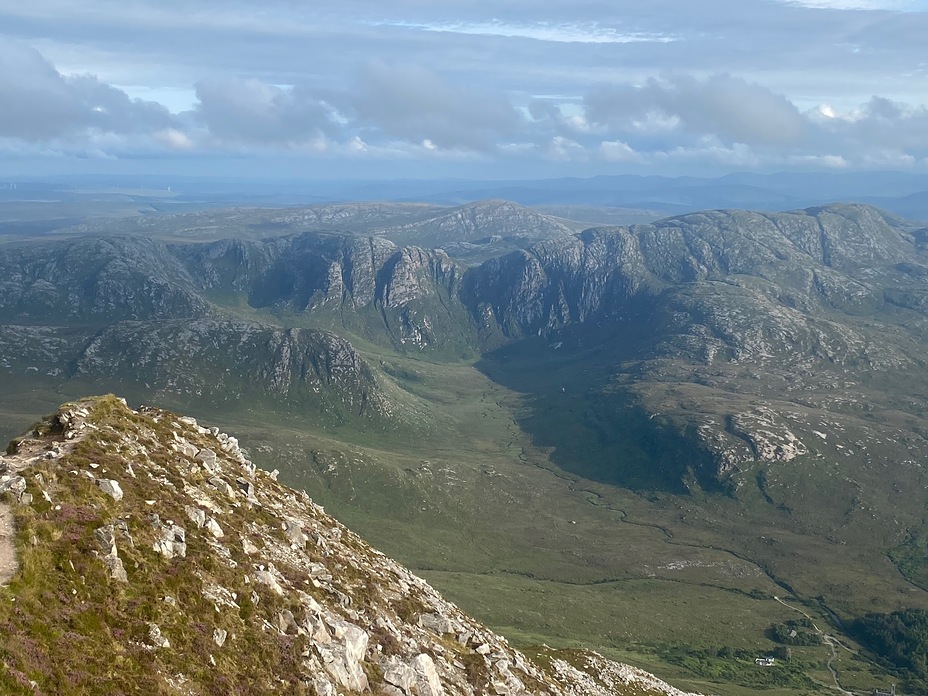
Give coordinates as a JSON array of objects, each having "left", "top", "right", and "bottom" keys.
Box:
[{"left": 475, "top": 326, "right": 721, "bottom": 495}]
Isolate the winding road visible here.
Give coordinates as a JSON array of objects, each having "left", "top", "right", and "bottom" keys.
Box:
[{"left": 774, "top": 596, "right": 857, "bottom": 695}]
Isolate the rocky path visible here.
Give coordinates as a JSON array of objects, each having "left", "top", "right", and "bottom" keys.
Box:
[
  {"left": 0, "top": 449, "right": 29, "bottom": 586},
  {"left": 0, "top": 416, "right": 78, "bottom": 585},
  {"left": 0, "top": 502, "right": 15, "bottom": 585}
]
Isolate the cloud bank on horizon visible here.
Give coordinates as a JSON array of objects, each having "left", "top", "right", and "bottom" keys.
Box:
[{"left": 2, "top": 0, "right": 928, "bottom": 178}]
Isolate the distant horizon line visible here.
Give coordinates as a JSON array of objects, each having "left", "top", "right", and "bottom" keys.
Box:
[{"left": 6, "top": 169, "right": 928, "bottom": 185}]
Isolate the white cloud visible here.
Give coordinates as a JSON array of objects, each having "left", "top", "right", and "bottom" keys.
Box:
[
  {"left": 346, "top": 61, "right": 524, "bottom": 151},
  {"left": 193, "top": 78, "right": 339, "bottom": 146},
  {"left": 368, "top": 20, "right": 678, "bottom": 44},
  {"left": 6, "top": 13, "right": 928, "bottom": 178},
  {"left": 812, "top": 104, "right": 839, "bottom": 120},
  {"left": 0, "top": 38, "right": 174, "bottom": 141},
  {"left": 547, "top": 136, "right": 585, "bottom": 161},
  {"left": 788, "top": 153, "right": 851, "bottom": 168},
  {"left": 155, "top": 128, "right": 194, "bottom": 150},
  {"left": 656, "top": 141, "right": 762, "bottom": 168},
  {"left": 599, "top": 140, "right": 643, "bottom": 163},
  {"left": 585, "top": 74, "right": 807, "bottom": 146},
  {"left": 780, "top": 0, "right": 926, "bottom": 9}
]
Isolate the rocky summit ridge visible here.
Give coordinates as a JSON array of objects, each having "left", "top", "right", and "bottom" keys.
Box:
[{"left": 0, "top": 396, "right": 701, "bottom": 696}]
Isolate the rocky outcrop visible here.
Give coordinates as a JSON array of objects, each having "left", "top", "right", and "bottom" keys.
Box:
[
  {"left": 0, "top": 396, "right": 701, "bottom": 695},
  {"left": 73, "top": 319, "right": 388, "bottom": 419},
  {"left": 0, "top": 236, "right": 209, "bottom": 324},
  {"left": 465, "top": 204, "right": 922, "bottom": 349},
  {"left": 458, "top": 204, "right": 928, "bottom": 482}
]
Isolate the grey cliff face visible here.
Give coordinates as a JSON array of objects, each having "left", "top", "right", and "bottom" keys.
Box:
[
  {"left": 465, "top": 205, "right": 925, "bottom": 349},
  {"left": 0, "top": 236, "right": 209, "bottom": 323},
  {"left": 73, "top": 320, "right": 386, "bottom": 416},
  {"left": 177, "top": 233, "right": 474, "bottom": 353}
]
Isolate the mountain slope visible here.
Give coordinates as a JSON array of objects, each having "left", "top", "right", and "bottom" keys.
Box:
[
  {"left": 175, "top": 233, "right": 477, "bottom": 355},
  {"left": 0, "top": 395, "right": 701, "bottom": 696},
  {"left": 6, "top": 203, "right": 928, "bottom": 537},
  {"left": 0, "top": 236, "right": 208, "bottom": 324},
  {"left": 5, "top": 202, "right": 928, "bottom": 500},
  {"left": 467, "top": 204, "right": 928, "bottom": 483}
]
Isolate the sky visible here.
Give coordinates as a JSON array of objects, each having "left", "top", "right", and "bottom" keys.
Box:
[{"left": 2, "top": 0, "right": 928, "bottom": 180}]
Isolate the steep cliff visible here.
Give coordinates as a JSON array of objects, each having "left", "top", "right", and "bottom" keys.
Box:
[{"left": 175, "top": 233, "right": 477, "bottom": 356}]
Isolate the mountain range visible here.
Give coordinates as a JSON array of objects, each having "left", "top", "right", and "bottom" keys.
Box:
[
  {"left": 5, "top": 171, "right": 928, "bottom": 236},
  {"left": 1, "top": 200, "right": 927, "bottom": 693}
]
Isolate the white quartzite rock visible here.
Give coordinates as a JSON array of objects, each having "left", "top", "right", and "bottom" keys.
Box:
[
  {"left": 93, "top": 525, "right": 117, "bottom": 556},
  {"left": 411, "top": 653, "right": 444, "bottom": 696},
  {"left": 205, "top": 517, "right": 224, "bottom": 538},
  {"left": 282, "top": 518, "right": 306, "bottom": 547},
  {"left": 148, "top": 622, "right": 170, "bottom": 649},
  {"left": 208, "top": 477, "right": 235, "bottom": 498},
  {"left": 383, "top": 654, "right": 445, "bottom": 696},
  {"left": 153, "top": 524, "right": 187, "bottom": 559},
  {"left": 93, "top": 524, "right": 128, "bottom": 582},
  {"left": 185, "top": 506, "right": 207, "bottom": 529},
  {"left": 418, "top": 612, "right": 456, "bottom": 635},
  {"left": 254, "top": 564, "right": 285, "bottom": 596},
  {"left": 96, "top": 479, "right": 123, "bottom": 501},
  {"left": 0, "top": 476, "right": 27, "bottom": 497},
  {"left": 316, "top": 618, "right": 369, "bottom": 693},
  {"left": 103, "top": 555, "right": 128, "bottom": 583},
  {"left": 195, "top": 449, "right": 221, "bottom": 475},
  {"left": 171, "top": 438, "right": 199, "bottom": 459}
]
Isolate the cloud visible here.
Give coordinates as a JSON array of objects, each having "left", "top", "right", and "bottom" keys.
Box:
[
  {"left": 154, "top": 128, "right": 194, "bottom": 150},
  {"left": 5, "top": 22, "right": 928, "bottom": 178},
  {"left": 546, "top": 136, "right": 586, "bottom": 161},
  {"left": 599, "top": 140, "right": 644, "bottom": 163},
  {"left": 193, "top": 78, "right": 339, "bottom": 146},
  {"left": 346, "top": 61, "right": 524, "bottom": 151},
  {"left": 0, "top": 39, "right": 174, "bottom": 141},
  {"left": 584, "top": 74, "right": 808, "bottom": 147},
  {"left": 369, "top": 20, "right": 678, "bottom": 45},
  {"left": 779, "top": 0, "right": 924, "bottom": 9},
  {"left": 789, "top": 153, "right": 851, "bottom": 168},
  {"left": 806, "top": 96, "right": 928, "bottom": 163}
]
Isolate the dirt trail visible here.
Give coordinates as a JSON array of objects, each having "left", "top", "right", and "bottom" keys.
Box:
[
  {"left": 774, "top": 596, "right": 856, "bottom": 695},
  {"left": 0, "top": 502, "right": 15, "bottom": 584},
  {"left": 0, "top": 404, "right": 94, "bottom": 585},
  {"left": 0, "top": 436, "right": 65, "bottom": 585},
  {"left": 0, "top": 449, "right": 29, "bottom": 586}
]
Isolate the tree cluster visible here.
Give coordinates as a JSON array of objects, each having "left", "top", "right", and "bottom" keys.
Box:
[{"left": 852, "top": 608, "right": 928, "bottom": 686}]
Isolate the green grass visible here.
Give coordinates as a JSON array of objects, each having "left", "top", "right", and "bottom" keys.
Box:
[
  {"left": 176, "top": 369, "right": 912, "bottom": 694},
  {"left": 1, "top": 337, "right": 924, "bottom": 694}
]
